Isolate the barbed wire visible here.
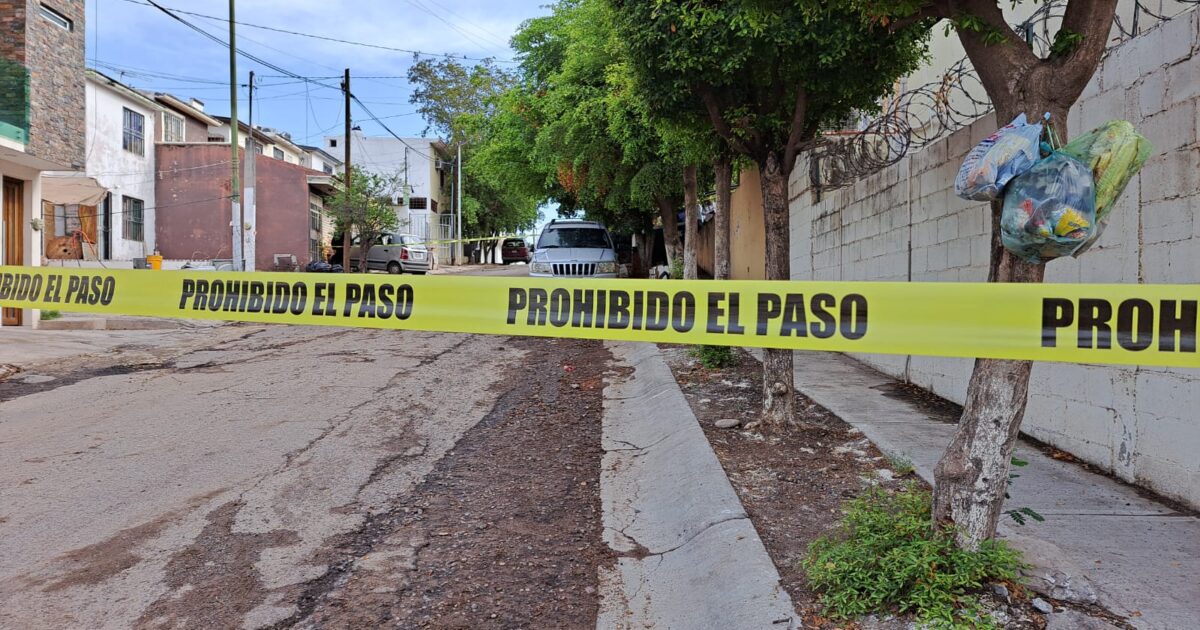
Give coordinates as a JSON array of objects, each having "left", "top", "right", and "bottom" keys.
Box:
[{"left": 812, "top": 0, "right": 1200, "bottom": 191}]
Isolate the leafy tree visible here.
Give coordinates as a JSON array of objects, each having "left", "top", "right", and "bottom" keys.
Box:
[
  {"left": 326, "top": 170, "right": 400, "bottom": 272},
  {"left": 856, "top": 0, "right": 1120, "bottom": 548},
  {"left": 611, "top": 0, "right": 928, "bottom": 426}
]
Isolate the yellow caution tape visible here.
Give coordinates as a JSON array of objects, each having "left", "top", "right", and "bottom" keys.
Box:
[{"left": 1, "top": 266, "right": 1196, "bottom": 368}]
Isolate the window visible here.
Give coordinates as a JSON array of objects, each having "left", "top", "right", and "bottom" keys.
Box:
[
  {"left": 310, "top": 203, "right": 322, "bottom": 231},
  {"left": 408, "top": 197, "right": 427, "bottom": 210},
  {"left": 208, "top": 135, "right": 224, "bottom": 143},
  {"left": 163, "top": 112, "right": 185, "bottom": 142},
  {"left": 537, "top": 227, "right": 612, "bottom": 250},
  {"left": 273, "top": 147, "right": 284, "bottom": 160},
  {"left": 122, "top": 197, "right": 144, "bottom": 242},
  {"left": 322, "top": 163, "right": 333, "bottom": 175},
  {"left": 122, "top": 108, "right": 144, "bottom": 155},
  {"left": 329, "top": 139, "right": 337, "bottom": 148},
  {"left": 39, "top": 4, "right": 72, "bottom": 31},
  {"left": 431, "top": 200, "right": 438, "bottom": 212}
]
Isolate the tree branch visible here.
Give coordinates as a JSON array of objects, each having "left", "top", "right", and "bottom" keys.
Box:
[
  {"left": 697, "top": 85, "right": 754, "bottom": 157},
  {"left": 1058, "top": 0, "right": 1119, "bottom": 83},
  {"left": 782, "top": 86, "right": 808, "bottom": 174}
]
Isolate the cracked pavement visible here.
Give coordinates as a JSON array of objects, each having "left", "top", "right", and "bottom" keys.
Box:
[{"left": 0, "top": 324, "right": 517, "bottom": 629}]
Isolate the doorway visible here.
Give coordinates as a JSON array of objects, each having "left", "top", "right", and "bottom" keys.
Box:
[{"left": 3, "top": 177, "right": 24, "bottom": 325}]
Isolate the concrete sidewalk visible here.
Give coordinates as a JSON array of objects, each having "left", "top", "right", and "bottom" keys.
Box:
[
  {"left": 598, "top": 341, "right": 796, "bottom": 630},
  {"left": 789, "top": 351, "right": 1200, "bottom": 630}
]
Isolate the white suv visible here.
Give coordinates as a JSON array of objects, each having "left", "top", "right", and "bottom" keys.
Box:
[{"left": 528, "top": 220, "right": 618, "bottom": 278}]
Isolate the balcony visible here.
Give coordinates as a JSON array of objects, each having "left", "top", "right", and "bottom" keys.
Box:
[{"left": 0, "top": 58, "right": 29, "bottom": 145}]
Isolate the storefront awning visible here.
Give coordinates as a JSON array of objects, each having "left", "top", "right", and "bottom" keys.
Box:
[{"left": 41, "top": 173, "right": 107, "bottom": 206}]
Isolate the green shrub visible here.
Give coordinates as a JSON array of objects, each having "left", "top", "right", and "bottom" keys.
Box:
[
  {"left": 688, "top": 345, "right": 737, "bottom": 369},
  {"left": 668, "top": 256, "right": 684, "bottom": 280},
  {"left": 40, "top": 310, "right": 61, "bottom": 321},
  {"left": 804, "top": 485, "right": 1022, "bottom": 628}
]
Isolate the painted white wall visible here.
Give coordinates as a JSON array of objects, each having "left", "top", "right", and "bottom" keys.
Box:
[
  {"left": 85, "top": 77, "right": 158, "bottom": 260},
  {"left": 322, "top": 133, "right": 448, "bottom": 210},
  {"left": 789, "top": 9, "right": 1200, "bottom": 509}
]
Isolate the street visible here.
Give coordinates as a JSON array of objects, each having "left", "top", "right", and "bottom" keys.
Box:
[{"left": 0, "top": 266, "right": 610, "bottom": 629}]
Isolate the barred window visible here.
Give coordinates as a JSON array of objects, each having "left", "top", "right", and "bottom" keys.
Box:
[
  {"left": 408, "top": 197, "right": 427, "bottom": 210},
  {"left": 123, "top": 108, "right": 144, "bottom": 155},
  {"left": 122, "top": 196, "right": 144, "bottom": 242},
  {"left": 163, "top": 112, "right": 185, "bottom": 142},
  {"left": 273, "top": 147, "right": 285, "bottom": 160}
]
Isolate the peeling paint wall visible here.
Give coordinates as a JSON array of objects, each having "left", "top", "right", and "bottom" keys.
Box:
[{"left": 788, "top": 10, "right": 1200, "bottom": 509}]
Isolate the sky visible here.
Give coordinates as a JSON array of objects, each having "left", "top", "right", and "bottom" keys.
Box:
[{"left": 85, "top": 0, "right": 549, "bottom": 148}]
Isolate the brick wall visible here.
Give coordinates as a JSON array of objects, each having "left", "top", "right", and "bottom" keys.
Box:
[
  {"left": 789, "top": 9, "right": 1200, "bottom": 508},
  {"left": 0, "top": 2, "right": 27, "bottom": 64},
  {"left": 25, "top": 0, "right": 84, "bottom": 168}
]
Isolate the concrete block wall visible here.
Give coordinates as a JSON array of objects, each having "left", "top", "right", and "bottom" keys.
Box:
[{"left": 789, "top": 8, "right": 1200, "bottom": 509}]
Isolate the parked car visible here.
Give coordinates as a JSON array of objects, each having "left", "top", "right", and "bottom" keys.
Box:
[
  {"left": 348, "top": 233, "right": 431, "bottom": 274},
  {"left": 501, "top": 238, "right": 532, "bottom": 264},
  {"left": 528, "top": 219, "right": 618, "bottom": 278}
]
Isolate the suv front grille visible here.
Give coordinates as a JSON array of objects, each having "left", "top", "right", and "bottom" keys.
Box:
[{"left": 552, "top": 263, "right": 596, "bottom": 276}]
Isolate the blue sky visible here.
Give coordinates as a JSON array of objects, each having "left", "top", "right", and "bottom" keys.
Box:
[{"left": 86, "top": 0, "right": 549, "bottom": 147}]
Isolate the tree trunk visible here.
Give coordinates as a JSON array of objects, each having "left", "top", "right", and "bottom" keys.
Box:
[
  {"left": 682, "top": 165, "right": 700, "bottom": 280},
  {"left": 758, "top": 152, "right": 795, "bottom": 427},
  {"left": 632, "top": 230, "right": 650, "bottom": 279},
  {"left": 713, "top": 155, "right": 732, "bottom": 280},
  {"left": 654, "top": 194, "right": 682, "bottom": 268},
  {"left": 932, "top": 99, "right": 1067, "bottom": 548}
]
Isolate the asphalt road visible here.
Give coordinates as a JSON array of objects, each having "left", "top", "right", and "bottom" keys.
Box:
[{"left": 0, "top": 267, "right": 548, "bottom": 629}]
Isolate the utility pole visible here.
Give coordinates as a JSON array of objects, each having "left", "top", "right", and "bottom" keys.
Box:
[
  {"left": 456, "top": 142, "right": 463, "bottom": 265},
  {"left": 244, "top": 70, "right": 256, "bottom": 272},
  {"left": 340, "top": 68, "right": 351, "bottom": 271},
  {"left": 228, "top": 0, "right": 243, "bottom": 270}
]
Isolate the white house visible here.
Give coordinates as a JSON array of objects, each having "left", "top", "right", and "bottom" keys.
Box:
[
  {"left": 322, "top": 133, "right": 454, "bottom": 261},
  {"left": 42, "top": 70, "right": 161, "bottom": 262}
]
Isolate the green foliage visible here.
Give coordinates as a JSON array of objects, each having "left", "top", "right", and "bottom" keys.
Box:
[
  {"left": 689, "top": 345, "right": 737, "bottom": 369},
  {"left": 1002, "top": 457, "right": 1045, "bottom": 526},
  {"left": 39, "top": 310, "right": 61, "bottom": 321},
  {"left": 609, "top": 0, "right": 930, "bottom": 168},
  {"left": 668, "top": 256, "right": 684, "bottom": 280},
  {"left": 945, "top": 13, "right": 1008, "bottom": 45},
  {"left": 804, "top": 486, "right": 1022, "bottom": 627},
  {"left": 888, "top": 455, "right": 916, "bottom": 476},
  {"left": 1050, "top": 28, "right": 1084, "bottom": 58},
  {"left": 325, "top": 170, "right": 400, "bottom": 271}
]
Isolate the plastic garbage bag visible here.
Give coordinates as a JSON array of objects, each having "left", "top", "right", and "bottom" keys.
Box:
[
  {"left": 1058, "top": 120, "right": 1152, "bottom": 257},
  {"left": 1001, "top": 152, "right": 1097, "bottom": 263},
  {"left": 306, "top": 260, "right": 332, "bottom": 273},
  {"left": 955, "top": 113, "right": 1044, "bottom": 201},
  {"left": 1059, "top": 120, "right": 1152, "bottom": 220}
]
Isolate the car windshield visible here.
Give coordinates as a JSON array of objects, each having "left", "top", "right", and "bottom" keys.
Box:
[{"left": 537, "top": 228, "right": 611, "bottom": 249}]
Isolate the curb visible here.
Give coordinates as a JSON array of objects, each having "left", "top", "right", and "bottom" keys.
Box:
[{"left": 597, "top": 341, "right": 796, "bottom": 630}]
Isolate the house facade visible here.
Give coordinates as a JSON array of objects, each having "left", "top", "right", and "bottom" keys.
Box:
[
  {"left": 41, "top": 70, "right": 163, "bottom": 262},
  {"left": 322, "top": 133, "right": 453, "bottom": 261},
  {"left": 0, "top": 0, "right": 85, "bottom": 327}
]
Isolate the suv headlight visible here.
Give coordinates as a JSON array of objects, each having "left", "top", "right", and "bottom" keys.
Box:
[
  {"left": 530, "top": 262, "right": 552, "bottom": 274},
  {"left": 596, "top": 262, "right": 617, "bottom": 274}
]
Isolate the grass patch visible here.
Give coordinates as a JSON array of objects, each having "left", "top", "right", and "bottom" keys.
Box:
[
  {"left": 39, "top": 310, "right": 61, "bottom": 321},
  {"left": 804, "top": 485, "right": 1022, "bottom": 628},
  {"left": 688, "top": 345, "right": 737, "bottom": 369},
  {"left": 887, "top": 454, "right": 916, "bottom": 476}
]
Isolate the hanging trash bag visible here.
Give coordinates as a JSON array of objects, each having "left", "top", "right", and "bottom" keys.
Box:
[
  {"left": 1000, "top": 152, "right": 1097, "bottom": 264},
  {"left": 1058, "top": 120, "right": 1153, "bottom": 257},
  {"left": 955, "top": 113, "right": 1044, "bottom": 201},
  {"left": 1060, "top": 120, "right": 1152, "bottom": 219}
]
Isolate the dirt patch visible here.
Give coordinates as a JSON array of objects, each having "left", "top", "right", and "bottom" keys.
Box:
[
  {"left": 659, "top": 346, "right": 1047, "bottom": 629},
  {"left": 279, "top": 337, "right": 612, "bottom": 629},
  {"left": 136, "top": 502, "right": 301, "bottom": 630},
  {"left": 38, "top": 513, "right": 177, "bottom": 592}
]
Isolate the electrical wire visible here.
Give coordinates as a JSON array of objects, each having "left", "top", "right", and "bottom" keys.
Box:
[
  {"left": 351, "top": 95, "right": 437, "bottom": 161},
  {"left": 119, "top": 0, "right": 517, "bottom": 63}
]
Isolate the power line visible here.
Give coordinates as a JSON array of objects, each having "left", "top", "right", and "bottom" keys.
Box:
[
  {"left": 119, "top": 0, "right": 517, "bottom": 63},
  {"left": 351, "top": 95, "right": 438, "bottom": 162}
]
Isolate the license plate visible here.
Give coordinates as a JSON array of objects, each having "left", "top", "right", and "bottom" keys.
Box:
[{"left": 413, "top": 252, "right": 426, "bottom": 260}]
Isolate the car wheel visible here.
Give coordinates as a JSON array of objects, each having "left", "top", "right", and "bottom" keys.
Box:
[
  {"left": 387, "top": 261, "right": 402, "bottom": 275},
  {"left": 658, "top": 271, "right": 670, "bottom": 279}
]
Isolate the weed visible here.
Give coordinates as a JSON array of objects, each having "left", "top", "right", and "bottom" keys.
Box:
[
  {"left": 804, "top": 484, "right": 1022, "bottom": 628},
  {"left": 40, "top": 310, "right": 61, "bottom": 321},
  {"left": 688, "top": 345, "right": 737, "bottom": 369},
  {"left": 668, "top": 257, "right": 684, "bottom": 280},
  {"left": 887, "top": 455, "right": 915, "bottom": 476}
]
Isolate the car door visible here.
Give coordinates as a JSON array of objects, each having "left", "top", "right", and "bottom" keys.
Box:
[{"left": 367, "top": 234, "right": 392, "bottom": 270}]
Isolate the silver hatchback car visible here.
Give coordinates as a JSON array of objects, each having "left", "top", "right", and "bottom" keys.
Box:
[
  {"left": 528, "top": 220, "right": 618, "bottom": 278},
  {"left": 349, "top": 233, "right": 431, "bottom": 274}
]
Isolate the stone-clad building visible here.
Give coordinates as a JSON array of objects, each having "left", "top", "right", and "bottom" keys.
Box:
[{"left": 0, "top": 0, "right": 85, "bottom": 327}]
